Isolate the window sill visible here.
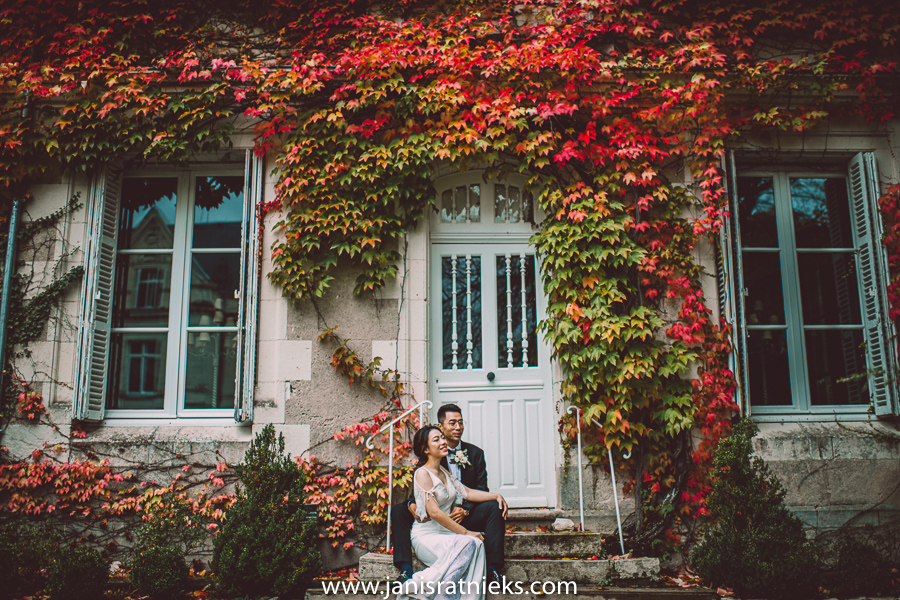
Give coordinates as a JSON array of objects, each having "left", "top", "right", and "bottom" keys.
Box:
[
  {"left": 749, "top": 412, "right": 876, "bottom": 423},
  {"left": 97, "top": 418, "right": 250, "bottom": 427}
]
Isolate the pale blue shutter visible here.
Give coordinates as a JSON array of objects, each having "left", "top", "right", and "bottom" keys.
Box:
[
  {"left": 719, "top": 150, "right": 750, "bottom": 415},
  {"left": 848, "top": 152, "right": 899, "bottom": 417},
  {"left": 234, "top": 150, "right": 262, "bottom": 422},
  {"left": 73, "top": 164, "right": 122, "bottom": 421}
]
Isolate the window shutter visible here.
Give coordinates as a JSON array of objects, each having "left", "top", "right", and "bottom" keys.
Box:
[
  {"left": 848, "top": 152, "right": 899, "bottom": 417},
  {"left": 720, "top": 150, "right": 750, "bottom": 415},
  {"left": 234, "top": 150, "right": 263, "bottom": 423},
  {"left": 73, "top": 164, "right": 122, "bottom": 421}
]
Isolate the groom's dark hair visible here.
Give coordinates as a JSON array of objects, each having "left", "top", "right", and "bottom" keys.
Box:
[{"left": 437, "top": 403, "right": 462, "bottom": 423}]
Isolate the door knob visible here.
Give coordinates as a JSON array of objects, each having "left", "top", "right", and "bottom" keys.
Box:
[{"left": 487, "top": 372, "right": 495, "bottom": 382}]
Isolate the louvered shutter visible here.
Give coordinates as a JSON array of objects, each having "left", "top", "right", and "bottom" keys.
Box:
[
  {"left": 73, "top": 164, "right": 122, "bottom": 421},
  {"left": 848, "top": 152, "right": 899, "bottom": 417},
  {"left": 719, "top": 151, "right": 750, "bottom": 415},
  {"left": 234, "top": 150, "right": 262, "bottom": 422}
]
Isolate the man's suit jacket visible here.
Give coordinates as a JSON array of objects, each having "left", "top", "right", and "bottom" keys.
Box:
[{"left": 440, "top": 441, "right": 488, "bottom": 511}]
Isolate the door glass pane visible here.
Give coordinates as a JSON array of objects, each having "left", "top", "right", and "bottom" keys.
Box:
[
  {"left": 797, "top": 253, "right": 861, "bottom": 325},
  {"left": 183, "top": 331, "right": 237, "bottom": 409},
  {"left": 441, "top": 189, "right": 454, "bottom": 222},
  {"left": 741, "top": 252, "right": 786, "bottom": 325},
  {"left": 193, "top": 175, "right": 244, "bottom": 248},
  {"left": 468, "top": 184, "right": 481, "bottom": 222},
  {"left": 805, "top": 330, "right": 866, "bottom": 405},
  {"left": 747, "top": 329, "right": 792, "bottom": 405},
  {"left": 790, "top": 177, "right": 853, "bottom": 248},
  {"left": 107, "top": 333, "right": 167, "bottom": 410},
  {"left": 496, "top": 254, "right": 538, "bottom": 368},
  {"left": 441, "top": 256, "right": 482, "bottom": 369},
  {"left": 119, "top": 177, "right": 177, "bottom": 249},
  {"left": 188, "top": 253, "right": 241, "bottom": 327},
  {"left": 112, "top": 255, "right": 172, "bottom": 328},
  {"left": 737, "top": 177, "right": 777, "bottom": 247}
]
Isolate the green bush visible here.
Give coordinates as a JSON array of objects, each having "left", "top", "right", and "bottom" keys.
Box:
[
  {"left": 0, "top": 520, "right": 57, "bottom": 599},
  {"left": 691, "top": 419, "right": 819, "bottom": 600},
  {"left": 46, "top": 545, "right": 108, "bottom": 600},
  {"left": 829, "top": 534, "right": 894, "bottom": 598},
  {"left": 211, "top": 424, "right": 321, "bottom": 598},
  {"left": 128, "top": 544, "right": 188, "bottom": 600}
]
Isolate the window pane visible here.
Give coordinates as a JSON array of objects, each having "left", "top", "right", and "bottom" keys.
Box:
[
  {"left": 183, "top": 331, "right": 237, "bottom": 409},
  {"left": 805, "top": 330, "right": 867, "bottom": 406},
  {"left": 496, "top": 254, "right": 538, "bottom": 368},
  {"left": 468, "top": 184, "right": 481, "bottom": 222},
  {"left": 742, "top": 252, "right": 786, "bottom": 325},
  {"left": 441, "top": 256, "right": 482, "bottom": 369},
  {"left": 797, "top": 253, "right": 861, "bottom": 325},
  {"left": 188, "top": 253, "right": 241, "bottom": 327},
  {"left": 790, "top": 177, "right": 853, "bottom": 248},
  {"left": 738, "top": 177, "right": 777, "bottom": 248},
  {"left": 119, "top": 177, "right": 177, "bottom": 250},
  {"left": 747, "top": 329, "right": 793, "bottom": 406},
  {"left": 107, "top": 333, "right": 167, "bottom": 410},
  {"left": 192, "top": 176, "right": 244, "bottom": 248},
  {"left": 112, "top": 255, "right": 172, "bottom": 328},
  {"left": 441, "top": 189, "right": 454, "bottom": 222}
]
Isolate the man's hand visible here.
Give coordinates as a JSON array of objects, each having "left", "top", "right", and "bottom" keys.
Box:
[
  {"left": 409, "top": 502, "right": 430, "bottom": 523},
  {"left": 449, "top": 507, "right": 467, "bottom": 523},
  {"left": 496, "top": 494, "right": 508, "bottom": 518}
]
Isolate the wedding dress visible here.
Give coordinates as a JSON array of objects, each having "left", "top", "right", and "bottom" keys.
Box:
[{"left": 396, "top": 466, "right": 486, "bottom": 600}]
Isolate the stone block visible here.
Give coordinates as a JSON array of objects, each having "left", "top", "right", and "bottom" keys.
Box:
[
  {"left": 505, "top": 532, "right": 605, "bottom": 559},
  {"left": 278, "top": 339, "right": 312, "bottom": 381},
  {"left": 609, "top": 557, "right": 659, "bottom": 580},
  {"left": 371, "top": 340, "right": 397, "bottom": 372}
]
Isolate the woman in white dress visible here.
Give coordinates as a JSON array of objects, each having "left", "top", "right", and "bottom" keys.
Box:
[{"left": 398, "top": 425, "right": 507, "bottom": 600}]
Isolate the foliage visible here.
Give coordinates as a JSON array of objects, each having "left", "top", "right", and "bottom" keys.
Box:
[
  {"left": 2, "top": 0, "right": 900, "bottom": 549},
  {"left": 691, "top": 419, "right": 819, "bottom": 599},
  {"left": 824, "top": 528, "right": 898, "bottom": 598},
  {"left": 0, "top": 519, "right": 57, "bottom": 599},
  {"left": 127, "top": 544, "right": 188, "bottom": 600},
  {"left": 211, "top": 424, "right": 321, "bottom": 598},
  {"left": 0, "top": 194, "right": 83, "bottom": 417},
  {"left": 46, "top": 545, "right": 109, "bottom": 600}
]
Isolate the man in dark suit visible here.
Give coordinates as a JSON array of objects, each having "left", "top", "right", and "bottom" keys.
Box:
[{"left": 390, "top": 403, "right": 507, "bottom": 584}]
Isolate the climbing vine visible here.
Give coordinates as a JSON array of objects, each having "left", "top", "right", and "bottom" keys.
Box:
[{"left": 2, "top": 0, "right": 900, "bottom": 550}]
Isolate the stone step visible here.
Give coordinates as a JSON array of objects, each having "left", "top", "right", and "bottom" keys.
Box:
[
  {"left": 308, "top": 585, "right": 717, "bottom": 600},
  {"left": 358, "top": 551, "right": 659, "bottom": 584},
  {"left": 506, "top": 508, "right": 625, "bottom": 533},
  {"left": 506, "top": 531, "right": 606, "bottom": 558}
]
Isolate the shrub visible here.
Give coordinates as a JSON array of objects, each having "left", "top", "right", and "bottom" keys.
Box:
[
  {"left": 211, "top": 424, "right": 321, "bottom": 598},
  {"left": 0, "top": 520, "right": 57, "bottom": 599},
  {"left": 691, "top": 419, "right": 819, "bottom": 600},
  {"left": 829, "top": 534, "right": 894, "bottom": 598},
  {"left": 46, "top": 545, "right": 108, "bottom": 600},
  {"left": 128, "top": 544, "right": 188, "bottom": 600}
]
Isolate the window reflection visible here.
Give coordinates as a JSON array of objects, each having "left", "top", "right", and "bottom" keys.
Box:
[
  {"left": 119, "top": 178, "right": 177, "bottom": 250},
  {"left": 790, "top": 178, "right": 853, "bottom": 248},
  {"left": 737, "top": 177, "right": 777, "bottom": 247}
]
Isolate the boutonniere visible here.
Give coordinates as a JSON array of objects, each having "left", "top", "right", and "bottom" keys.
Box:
[{"left": 453, "top": 448, "right": 471, "bottom": 468}]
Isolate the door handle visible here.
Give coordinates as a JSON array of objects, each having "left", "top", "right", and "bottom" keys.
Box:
[{"left": 487, "top": 372, "right": 495, "bottom": 382}]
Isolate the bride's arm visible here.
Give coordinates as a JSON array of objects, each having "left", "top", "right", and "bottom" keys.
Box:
[{"left": 415, "top": 470, "right": 481, "bottom": 538}]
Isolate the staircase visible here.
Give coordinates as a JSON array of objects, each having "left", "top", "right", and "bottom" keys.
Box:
[{"left": 307, "top": 512, "right": 717, "bottom": 600}]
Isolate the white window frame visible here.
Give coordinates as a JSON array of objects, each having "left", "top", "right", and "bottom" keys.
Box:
[
  {"left": 721, "top": 151, "right": 899, "bottom": 420},
  {"left": 73, "top": 151, "right": 262, "bottom": 423}
]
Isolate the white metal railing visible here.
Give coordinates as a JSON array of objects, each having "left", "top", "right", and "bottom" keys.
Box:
[
  {"left": 365, "top": 400, "right": 433, "bottom": 552},
  {"left": 592, "top": 417, "right": 630, "bottom": 556},
  {"left": 566, "top": 406, "right": 585, "bottom": 532}
]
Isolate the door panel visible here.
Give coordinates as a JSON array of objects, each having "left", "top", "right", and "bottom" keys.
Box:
[{"left": 431, "top": 243, "right": 555, "bottom": 507}]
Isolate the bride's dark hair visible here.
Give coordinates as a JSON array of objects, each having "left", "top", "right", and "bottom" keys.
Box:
[{"left": 412, "top": 425, "right": 443, "bottom": 468}]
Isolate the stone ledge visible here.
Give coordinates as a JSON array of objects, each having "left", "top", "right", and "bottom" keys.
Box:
[
  {"left": 358, "top": 552, "right": 660, "bottom": 584},
  {"left": 308, "top": 585, "right": 716, "bottom": 600}
]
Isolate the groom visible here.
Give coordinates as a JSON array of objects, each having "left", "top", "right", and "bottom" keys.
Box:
[{"left": 391, "top": 403, "right": 507, "bottom": 584}]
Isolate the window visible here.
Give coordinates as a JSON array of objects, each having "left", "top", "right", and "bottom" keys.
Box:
[
  {"left": 73, "top": 152, "right": 262, "bottom": 422},
  {"left": 721, "top": 152, "right": 899, "bottom": 417}
]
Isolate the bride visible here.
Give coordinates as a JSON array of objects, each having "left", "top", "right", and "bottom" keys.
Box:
[{"left": 397, "top": 425, "right": 507, "bottom": 600}]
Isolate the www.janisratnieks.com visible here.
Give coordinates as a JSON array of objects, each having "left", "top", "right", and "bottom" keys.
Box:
[{"left": 322, "top": 578, "right": 579, "bottom": 597}]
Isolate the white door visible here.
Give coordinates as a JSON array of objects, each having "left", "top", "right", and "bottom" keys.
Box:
[{"left": 430, "top": 242, "right": 555, "bottom": 508}]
